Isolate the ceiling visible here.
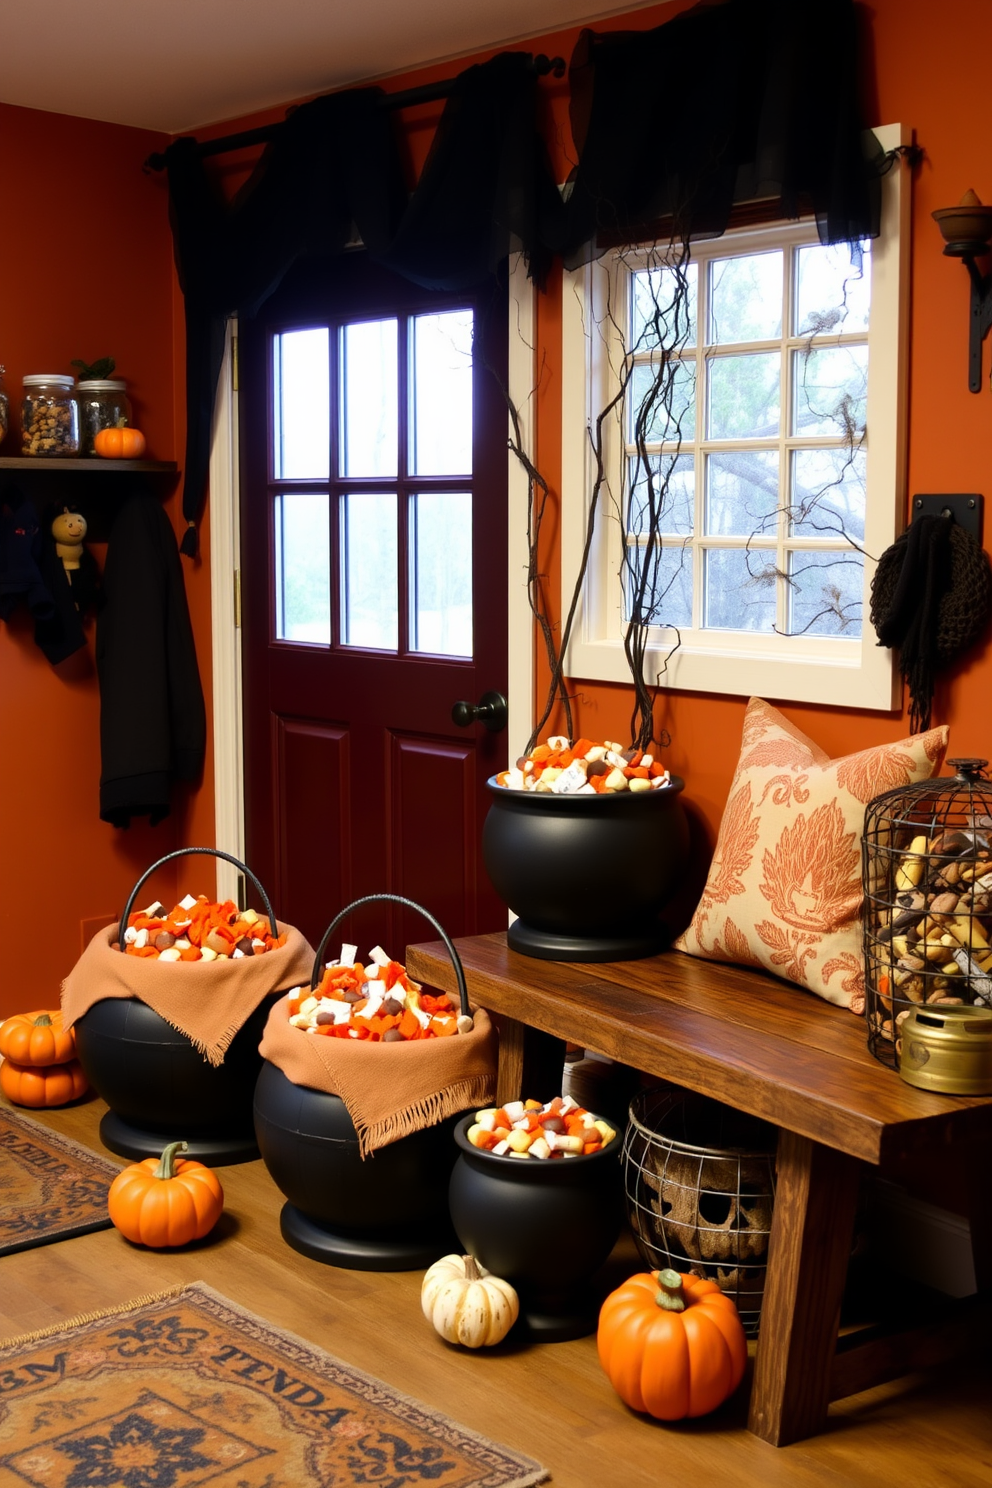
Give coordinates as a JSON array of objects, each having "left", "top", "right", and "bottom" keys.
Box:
[{"left": 0, "top": 0, "right": 660, "bottom": 136}]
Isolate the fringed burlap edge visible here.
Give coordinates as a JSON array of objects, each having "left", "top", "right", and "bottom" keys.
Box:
[{"left": 354, "top": 1074, "right": 495, "bottom": 1159}]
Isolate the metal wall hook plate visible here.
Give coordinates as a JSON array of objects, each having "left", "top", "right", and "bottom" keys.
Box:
[{"left": 911, "top": 493, "right": 984, "bottom": 541}]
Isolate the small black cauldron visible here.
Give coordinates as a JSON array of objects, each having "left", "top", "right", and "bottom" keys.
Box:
[
  {"left": 448, "top": 1112, "right": 624, "bottom": 1341},
  {"left": 74, "top": 847, "right": 279, "bottom": 1165},
  {"left": 253, "top": 893, "right": 473, "bottom": 1270}
]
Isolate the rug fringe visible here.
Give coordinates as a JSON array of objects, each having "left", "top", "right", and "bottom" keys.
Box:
[{"left": 0, "top": 1283, "right": 192, "bottom": 1354}]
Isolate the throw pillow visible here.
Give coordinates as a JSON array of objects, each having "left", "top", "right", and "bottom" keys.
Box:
[{"left": 674, "top": 698, "right": 949, "bottom": 1011}]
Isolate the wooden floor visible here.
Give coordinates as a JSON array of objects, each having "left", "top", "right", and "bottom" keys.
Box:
[{"left": 3, "top": 1092, "right": 990, "bottom": 1488}]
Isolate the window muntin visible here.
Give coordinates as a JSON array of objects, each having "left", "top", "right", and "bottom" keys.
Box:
[{"left": 560, "top": 125, "right": 906, "bottom": 710}]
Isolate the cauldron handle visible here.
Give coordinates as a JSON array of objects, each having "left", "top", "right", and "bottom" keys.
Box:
[
  {"left": 310, "top": 893, "right": 470, "bottom": 1020},
  {"left": 118, "top": 847, "right": 277, "bottom": 941}
]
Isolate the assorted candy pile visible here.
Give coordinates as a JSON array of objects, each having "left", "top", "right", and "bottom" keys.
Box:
[
  {"left": 287, "top": 945, "right": 472, "bottom": 1042},
  {"left": 120, "top": 894, "right": 287, "bottom": 960},
  {"left": 496, "top": 736, "right": 671, "bottom": 794},
  {"left": 465, "top": 1096, "right": 616, "bottom": 1158}
]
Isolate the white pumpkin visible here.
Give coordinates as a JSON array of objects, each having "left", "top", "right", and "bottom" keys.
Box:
[{"left": 421, "top": 1253, "right": 519, "bottom": 1348}]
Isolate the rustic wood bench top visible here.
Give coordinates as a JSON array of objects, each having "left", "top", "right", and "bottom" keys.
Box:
[{"left": 406, "top": 932, "right": 992, "bottom": 1447}]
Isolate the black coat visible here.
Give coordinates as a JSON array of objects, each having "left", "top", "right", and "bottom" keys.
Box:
[{"left": 96, "top": 496, "right": 206, "bottom": 826}]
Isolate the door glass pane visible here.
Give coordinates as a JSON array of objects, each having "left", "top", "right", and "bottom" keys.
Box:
[
  {"left": 411, "top": 310, "right": 473, "bottom": 475},
  {"left": 630, "top": 359, "right": 696, "bottom": 443},
  {"left": 624, "top": 541, "right": 692, "bottom": 629},
  {"left": 791, "top": 447, "right": 867, "bottom": 544},
  {"left": 340, "top": 320, "right": 397, "bottom": 477},
  {"left": 707, "top": 352, "right": 780, "bottom": 439},
  {"left": 628, "top": 453, "right": 694, "bottom": 536},
  {"left": 788, "top": 551, "right": 864, "bottom": 637},
  {"left": 703, "top": 548, "right": 777, "bottom": 631},
  {"left": 273, "top": 329, "right": 329, "bottom": 479},
  {"left": 792, "top": 345, "right": 868, "bottom": 439},
  {"left": 795, "top": 241, "right": 871, "bottom": 336},
  {"left": 705, "top": 450, "right": 780, "bottom": 536},
  {"left": 274, "top": 492, "right": 330, "bottom": 643},
  {"left": 709, "top": 252, "right": 783, "bottom": 344},
  {"left": 631, "top": 262, "right": 697, "bottom": 350},
  {"left": 410, "top": 491, "right": 472, "bottom": 656},
  {"left": 341, "top": 492, "right": 397, "bottom": 650}
]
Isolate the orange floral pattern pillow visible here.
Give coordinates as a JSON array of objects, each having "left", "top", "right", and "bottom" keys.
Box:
[{"left": 675, "top": 699, "right": 949, "bottom": 1011}]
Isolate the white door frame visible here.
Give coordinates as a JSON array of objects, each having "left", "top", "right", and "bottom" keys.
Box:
[{"left": 208, "top": 259, "right": 537, "bottom": 896}]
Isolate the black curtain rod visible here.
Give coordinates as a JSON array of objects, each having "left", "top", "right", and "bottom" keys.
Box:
[{"left": 144, "top": 53, "right": 566, "bottom": 172}]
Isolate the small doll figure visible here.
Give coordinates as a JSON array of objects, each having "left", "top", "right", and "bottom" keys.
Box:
[{"left": 49, "top": 506, "right": 101, "bottom": 613}]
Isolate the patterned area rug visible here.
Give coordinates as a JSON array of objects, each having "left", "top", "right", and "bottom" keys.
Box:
[
  {"left": 0, "top": 1283, "right": 549, "bottom": 1488},
  {"left": 0, "top": 1105, "right": 121, "bottom": 1256}
]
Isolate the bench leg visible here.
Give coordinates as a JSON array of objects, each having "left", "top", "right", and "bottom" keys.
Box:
[
  {"left": 493, "top": 1016, "right": 565, "bottom": 1107},
  {"left": 748, "top": 1130, "right": 862, "bottom": 1446}
]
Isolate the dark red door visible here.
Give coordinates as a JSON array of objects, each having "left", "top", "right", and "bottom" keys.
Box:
[{"left": 240, "top": 252, "right": 509, "bottom": 955}]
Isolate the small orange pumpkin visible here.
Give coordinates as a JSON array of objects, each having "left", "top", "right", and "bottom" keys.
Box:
[
  {"left": 108, "top": 1140, "right": 224, "bottom": 1247},
  {"left": 93, "top": 425, "right": 146, "bottom": 459},
  {"left": 0, "top": 1057, "right": 89, "bottom": 1108},
  {"left": 597, "top": 1269, "right": 747, "bottom": 1420},
  {"left": 0, "top": 1010, "right": 75, "bottom": 1067}
]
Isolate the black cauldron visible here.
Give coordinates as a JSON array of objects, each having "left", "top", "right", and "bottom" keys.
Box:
[
  {"left": 448, "top": 1114, "right": 624, "bottom": 1340},
  {"left": 254, "top": 1061, "right": 461, "bottom": 1269},
  {"left": 73, "top": 846, "right": 281, "bottom": 1165},
  {"left": 482, "top": 775, "right": 689, "bottom": 960},
  {"left": 253, "top": 891, "right": 476, "bottom": 1270}
]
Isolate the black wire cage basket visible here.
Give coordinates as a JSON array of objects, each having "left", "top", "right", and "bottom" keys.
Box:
[
  {"left": 863, "top": 758, "right": 992, "bottom": 1068},
  {"left": 622, "top": 1086, "right": 777, "bottom": 1336}
]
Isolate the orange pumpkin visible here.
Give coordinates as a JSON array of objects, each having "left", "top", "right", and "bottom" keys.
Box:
[
  {"left": 0, "top": 1010, "right": 75, "bottom": 1066},
  {"left": 0, "top": 1057, "right": 89, "bottom": 1108},
  {"left": 597, "top": 1269, "right": 747, "bottom": 1420},
  {"left": 93, "top": 425, "right": 146, "bottom": 459},
  {"left": 108, "top": 1140, "right": 224, "bottom": 1247}
]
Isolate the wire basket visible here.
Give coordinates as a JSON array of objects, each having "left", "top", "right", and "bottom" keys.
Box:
[
  {"left": 622, "top": 1086, "right": 777, "bottom": 1336},
  {"left": 862, "top": 758, "right": 992, "bottom": 1068}
]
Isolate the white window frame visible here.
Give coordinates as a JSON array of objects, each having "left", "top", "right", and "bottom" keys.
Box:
[{"left": 560, "top": 123, "right": 909, "bottom": 710}]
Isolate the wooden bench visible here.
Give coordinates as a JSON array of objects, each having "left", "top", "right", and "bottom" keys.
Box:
[{"left": 406, "top": 933, "right": 992, "bottom": 1447}]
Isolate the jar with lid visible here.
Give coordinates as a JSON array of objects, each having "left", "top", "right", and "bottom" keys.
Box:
[
  {"left": 76, "top": 379, "right": 132, "bottom": 456},
  {"left": 21, "top": 374, "right": 80, "bottom": 456},
  {"left": 0, "top": 366, "right": 8, "bottom": 447}
]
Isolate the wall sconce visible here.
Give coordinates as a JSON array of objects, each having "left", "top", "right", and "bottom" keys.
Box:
[{"left": 932, "top": 190, "right": 992, "bottom": 392}]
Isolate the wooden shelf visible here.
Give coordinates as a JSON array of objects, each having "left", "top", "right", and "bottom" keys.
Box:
[{"left": 0, "top": 457, "right": 177, "bottom": 473}]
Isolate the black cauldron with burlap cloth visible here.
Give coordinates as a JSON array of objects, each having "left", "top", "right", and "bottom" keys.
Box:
[
  {"left": 65, "top": 848, "right": 314, "bottom": 1165},
  {"left": 253, "top": 894, "right": 498, "bottom": 1270}
]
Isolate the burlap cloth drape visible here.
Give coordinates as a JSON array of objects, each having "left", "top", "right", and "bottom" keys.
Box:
[
  {"left": 61, "top": 922, "right": 315, "bottom": 1066},
  {"left": 259, "top": 994, "right": 498, "bottom": 1156}
]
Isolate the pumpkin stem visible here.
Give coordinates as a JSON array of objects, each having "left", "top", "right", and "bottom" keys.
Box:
[
  {"left": 655, "top": 1269, "right": 686, "bottom": 1312},
  {"left": 34, "top": 1014, "right": 53, "bottom": 1027},
  {"left": 154, "top": 1141, "right": 189, "bottom": 1180},
  {"left": 463, "top": 1255, "right": 481, "bottom": 1281}
]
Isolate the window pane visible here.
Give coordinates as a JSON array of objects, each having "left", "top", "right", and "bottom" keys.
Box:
[
  {"left": 703, "top": 549, "right": 777, "bottom": 632},
  {"left": 795, "top": 241, "right": 871, "bottom": 336},
  {"left": 788, "top": 552, "right": 864, "bottom": 637},
  {"left": 791, "top": 447, "right": 867, "bottom": 544},
  {"left": 708, "top": 352, "right": 780, "bottom": 439},
  {"left": 340, "top": 320, "right": 397, "bottom": 477},
  {"left": 630, "top": 358, "right": 696, "bottom": 443},
  {"left": 709, "top": 252, "right": 783, "bottom": 344},
  {"left": 792, "top": 345, "right": 868, "bottom": 438},
  {"left": 341, "top": 492, "right": 397, "bottom": 650},
  {"left": 624, "top": 541, "right": 693, "bottom": 630},
  {"left": 705, "top": 450, "right": 780, "bottom": 536},
  {"left": 631, "top": 263, "right": 697, "bottom": 350},
  {"left": 411, "top": 310, "right": 473, "bottom": 475},
  {"left": 274, "top": 493, "right": 330, "bottom": 643},
  {"left": 628, "top": 453, "right": 694, "bottom": 536},
  {"left": 410, "top": 491, "right": 472, "bottom": 656},
  {"left": 273, "top": 329, "right": 329, "bottom": 479}
]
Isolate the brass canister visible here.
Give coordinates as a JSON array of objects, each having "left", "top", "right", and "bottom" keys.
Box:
[{"left": 897, "top": 1004, "right": 992, "bottom": 1095}]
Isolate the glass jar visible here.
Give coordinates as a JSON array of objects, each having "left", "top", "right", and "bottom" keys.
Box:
[
  {"left": 21, "top": 374, "right": 80, "bottom": 456},
  {"left": 76, "top": 378, "right": 132, "bottom": 456},
  {"left": 0, "top": 366, "right": 8, "bottom": 447}
]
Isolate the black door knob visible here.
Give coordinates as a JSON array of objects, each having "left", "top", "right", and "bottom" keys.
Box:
[{"left": 451, "top": 691, "right": 508, "bottom": 733}]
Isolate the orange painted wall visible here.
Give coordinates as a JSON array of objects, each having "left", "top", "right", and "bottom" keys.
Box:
[
  {"left": 0, "top": 104, "right": 192, "bottom": 1014},
  {"left": 3, "top": 0, "right": 989, "bottom": 1021}
]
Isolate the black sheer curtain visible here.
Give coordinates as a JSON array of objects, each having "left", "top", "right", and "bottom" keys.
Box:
[{"left": 164, "top": 0, "right": 880, "bottom": 554}]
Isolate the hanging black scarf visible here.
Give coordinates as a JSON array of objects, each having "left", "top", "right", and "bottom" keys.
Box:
[{"left": 870, "top": 514, "right": 992, "bottom": 732}]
